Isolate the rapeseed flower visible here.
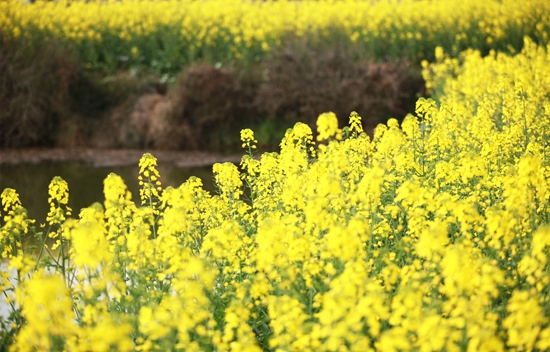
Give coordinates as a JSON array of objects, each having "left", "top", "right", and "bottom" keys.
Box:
[
  {"left": 138, "top": 153, "right": 162, "bottom": 211},
  {"left": 316, "top": 111, "right": 341, "bottom": 142},
  {"left": 2, "top": 36, "right": 550, "bottom": 351},
  {"left": 2, "top": 0, "right": 549, "bottom": 71},
  {"left": 0, "top": 189, "right": 30, "bottom": 258}
]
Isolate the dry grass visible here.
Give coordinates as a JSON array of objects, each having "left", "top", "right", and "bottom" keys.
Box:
[
  {"left": 0, "top": 34, "right": 77, "bottom": 147},
  {"left": 0, "top": 34, "right": 424, "bottom": 151},
  {"left": 255, "top": 38, "right": 425, "bottom": 134}
]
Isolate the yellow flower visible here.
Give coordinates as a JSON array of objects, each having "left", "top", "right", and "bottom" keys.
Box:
[
  {"left": 46, "top": 176, "right": 72, "bottom": 227},
  {"left": 213, "top": 162, "right": 243, "bottom": 200},
  {"left": 316, "top": 111, "right": 341, "bottom": 142},
  {"left": 348, "top": 111, "right": 364, "bottom": 135},
  {"left": 13, "top": 272, "right": 74, "bottom": 351},
  {"left": 1, "top": 188, "right": 32, "bottom": 258},
  {"left": 138, "top": 153, "right": 162, "bottom": 210},
  {"left": 240, "top": 128, "right": 257, "bottom": 150}
]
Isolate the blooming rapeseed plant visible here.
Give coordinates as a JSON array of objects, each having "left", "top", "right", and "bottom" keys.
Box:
[
  {"left": 0, "top": 189, "right": 30, "bottom": 259},
  {"left": 316, "top": 112, "right": 341, "bottom": 142},
  {"left": 1, "top": 37, "right": 550, "bottom": 351},
  {"left": 1, "top": 0, "right": 549, "bottom": 72}
]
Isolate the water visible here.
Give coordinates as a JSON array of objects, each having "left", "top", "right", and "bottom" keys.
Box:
[{"left": 0, "top": 161, "right": 216, "bottom": 223}]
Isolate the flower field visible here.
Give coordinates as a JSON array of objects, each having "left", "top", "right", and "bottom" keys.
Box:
[
  {"left": 1, "top": 35, "right": 550, "bottom": 350},
  {"left": 2, "top": 0, "right": 549, "bottom": 74}
]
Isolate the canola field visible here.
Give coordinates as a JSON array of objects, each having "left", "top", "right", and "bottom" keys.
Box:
[
  {"left": 1, "top": 36, "right": 550, "bottom": 350},
  {"left": 2, "top": 0, "right": 550, "bottom": 73}
]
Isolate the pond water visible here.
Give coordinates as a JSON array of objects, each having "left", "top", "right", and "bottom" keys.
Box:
[{"left": 0, "top": 161, "right": 217, "bottom": 223}]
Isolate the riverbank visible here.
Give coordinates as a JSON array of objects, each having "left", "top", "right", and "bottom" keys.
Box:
[{"left": 0, "top": 148, "right": 242, "bottom": 168}]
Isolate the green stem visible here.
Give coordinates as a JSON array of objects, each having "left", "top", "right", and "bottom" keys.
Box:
[{"left": 35, "top": 223, "right": 53, "bottom": 267}]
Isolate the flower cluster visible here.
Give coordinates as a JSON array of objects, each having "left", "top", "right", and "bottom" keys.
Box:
[
  {"left": 1, "top": 0, "right": 549, "bottom": 72},
  {"left": 316, "top": 112, "right": 342, "bottom": 142},
  {"left": 0, "top": 189, "right": 29, "bottom": 259},
  {"left": 138, "top": 153, "right": 162, "bottom": 211},
  {"left": 240, "top": 129, "right": 257, "bottom": 151},
  {"left": 1, "top": 37, "right": 550, "bottom": 351}
]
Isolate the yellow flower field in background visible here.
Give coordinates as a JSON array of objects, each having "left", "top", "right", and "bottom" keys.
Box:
[
  {"left": 1, "top": 37, "right": 550, "bottom": 350},
  {"left": 1, "top": 0, "right": 549, "bottom": 74}
]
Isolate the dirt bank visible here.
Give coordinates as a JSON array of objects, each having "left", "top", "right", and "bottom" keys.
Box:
[{"left": 0, "top": 148, "right": 243, "bottom": 168}]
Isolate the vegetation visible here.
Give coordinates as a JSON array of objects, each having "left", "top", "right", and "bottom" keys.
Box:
[
  {"left": 2, "top": 0, "right": 549, "bottom": 74},
  {"left": 2, "top": 0, "right": 550, "bottom": 150},
  {"left": 1, "top": 37, "right": 550, "bottom": 351}
]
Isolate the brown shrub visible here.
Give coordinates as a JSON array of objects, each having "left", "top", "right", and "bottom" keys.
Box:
[
  {"left": 255, "top": 39, "right": 425, "bottom": 134},
  {"left": 170, "top": 63, "right": 254, "bottom": 150},
  {"left": 166, "top": 50, "right": 424, "bottom": 151},
  {"left": 0, "top": 34, "right": 78, "bottom": 147},
  {"left": 75, "top": 73, "right": 168, "bottom": 149},
  {"left": 111, "top": 93, "right": 176, "bottom": 150},
  {"left": 0, "top": 31, "right": 168, "bottom": 150},
  {"left": 1, "top": 33, "right": 425, "bottom": 152}
]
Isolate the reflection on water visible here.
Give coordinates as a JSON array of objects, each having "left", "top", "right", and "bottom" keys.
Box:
[{"left": 0, "top": 162, "right": 216, "bottom": 222}]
